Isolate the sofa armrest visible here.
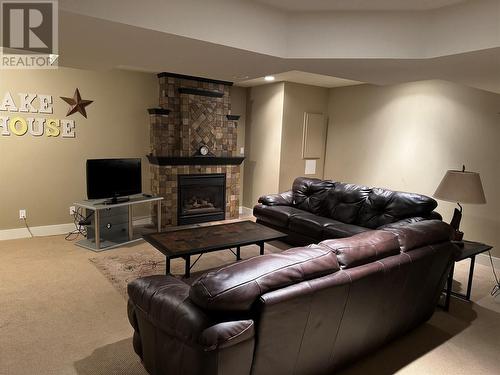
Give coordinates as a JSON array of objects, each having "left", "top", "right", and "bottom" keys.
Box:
[
  {"left": 258, "top": 190, "right": 293, "bottom": 206},
  {"left": 128, "top": 275, "right": 212, "bottom": 344},
  {"left": 200, "top": 320, "right": 255, "bottom": 351},
  {"left": 201, "top": 320, "right": 256, "bottom": 375},
  {"left": 128, "top": 276, "right": 256, "bottom": 375}
]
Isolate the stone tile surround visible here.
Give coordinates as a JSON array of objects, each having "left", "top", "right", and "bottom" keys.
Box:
[
  {"left": 149, "top": 73, "right": 241, "bottom": 227},
  {"left": 151, "top": 74, "right": 236, "bottom": 157},
  {"left": 151, "top": 164, "right": 240, "bottom": 227}
]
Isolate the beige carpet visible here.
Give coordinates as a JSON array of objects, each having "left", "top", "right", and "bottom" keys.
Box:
[{"left": 1, "top": 233, "right": 499, "bottom": 375}]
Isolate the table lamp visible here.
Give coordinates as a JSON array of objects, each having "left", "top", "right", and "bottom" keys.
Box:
[{"left": 433, "top": 165, "right": 486, "bottom": 241}]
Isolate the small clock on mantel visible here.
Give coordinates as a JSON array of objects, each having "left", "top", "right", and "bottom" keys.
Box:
[
  {"left": 196, "top": 144, "right": 213, "bottom": 156},
  {"left": 199, "top": 145, "right": 209, "bottom": 156}
]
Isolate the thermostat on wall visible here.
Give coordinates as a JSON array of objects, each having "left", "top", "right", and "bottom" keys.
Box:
[{"left": 305, "top": 159, "right": 316, "bottom": 175}]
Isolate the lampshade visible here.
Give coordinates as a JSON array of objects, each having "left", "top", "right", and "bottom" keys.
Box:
[{"left": 434, "top": 169, "right": 486, "bottom": 204}]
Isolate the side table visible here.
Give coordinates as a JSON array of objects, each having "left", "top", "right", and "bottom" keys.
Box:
[{"left": 443, "top": 240, "right": 493, "bottom": 311}]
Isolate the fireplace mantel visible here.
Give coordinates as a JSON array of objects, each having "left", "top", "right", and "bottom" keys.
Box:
[{"left": 147, "top": 154, "right": 245, "bottom": 166}]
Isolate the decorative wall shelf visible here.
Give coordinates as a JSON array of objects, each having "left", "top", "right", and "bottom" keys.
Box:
[
  {"left": 147, "top": 108, "right": 170, "bottom": 116},
  {"left": 147, "top": 155, "right": 245, "bottom": 166}
]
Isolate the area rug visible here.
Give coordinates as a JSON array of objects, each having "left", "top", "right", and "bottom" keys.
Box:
[
  {"left": 89, "top": 241, "right": 286, "bottom": 298},
  {"left": 89, "top": 247, "right": 166, "bottom": 298}
]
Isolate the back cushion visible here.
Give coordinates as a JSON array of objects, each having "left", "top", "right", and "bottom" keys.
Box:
[
  {"left": 324, "top": 183, "right": 371, "bottom": 223},
  {"left": 292, "top": 177, "right": 335, "bottom": 215},
  {"left": 356, "top": 188, "right": 438, "bottom": 229},
  {"left": 189, "top": 245, "right": 340, "bottom": 311},
  {"left": 382, "top": 220, "right": 452, "bottom": 252},
  {"left": 320, "top": 231, "right": 400, "bottom": 269}
]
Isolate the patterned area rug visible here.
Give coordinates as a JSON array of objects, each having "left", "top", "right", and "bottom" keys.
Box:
[
  {"left": 89, "top": 241, "right": 287, "bottom": 298},
  {"left": 89, "top": 248, "right": 166, "bottom": 298}
]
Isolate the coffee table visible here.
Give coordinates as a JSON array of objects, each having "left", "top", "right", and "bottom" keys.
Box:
[{"left": 142, "top": 220, "right": 287, "bottom": 277}]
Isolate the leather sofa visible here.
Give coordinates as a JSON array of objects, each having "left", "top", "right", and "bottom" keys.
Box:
[
  {"left": 254, "top": 177, "right": 442, "bottom": 245},
  {"left": 128, "top": 220, "right": 454, "bottom": 375}
]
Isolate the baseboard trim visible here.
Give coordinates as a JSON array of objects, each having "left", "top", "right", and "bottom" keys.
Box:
[
  {"left": 239, "top": 206, "right": 253, "bottom": 216},
  {"left": 0, "top": 223, "right": 76, "bottom": 240},
  {"left": 0, "top": 216, "right": 154, "bottom": 241},
  {"left": 5, "top": 217, "right": 495, "bottom": 269},
  {"left": 476, "top": 252, "right": 500, "bottom": 269}
]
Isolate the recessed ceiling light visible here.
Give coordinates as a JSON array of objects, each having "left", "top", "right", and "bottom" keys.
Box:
[{"left": 264, "top": 75, "right": 275, "bottom": 81}]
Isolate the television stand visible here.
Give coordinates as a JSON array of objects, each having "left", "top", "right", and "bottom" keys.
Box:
[
  {"left": 73, "top": 194, "right": 163, "bottom": 251},
  {"left": 104, "top": 196, "right": 130, "bottom": 205}
]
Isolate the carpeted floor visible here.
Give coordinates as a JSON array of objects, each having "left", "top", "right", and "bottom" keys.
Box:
[{"left": 1, "top": 230, "right": 499, "bottom": 375}]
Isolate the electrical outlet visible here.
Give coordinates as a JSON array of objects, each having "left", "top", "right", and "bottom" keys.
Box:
[
  {"left": 19, "top": 209, "right": 26, "bottom": 219},
  {"left": 240, "top": 147, "right": 244, "bottom": 155},
  {"left": 70, "top": 206, "right": 76, "bottom": 215}
]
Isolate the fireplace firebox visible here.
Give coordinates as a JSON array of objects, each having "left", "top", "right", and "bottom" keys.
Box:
[{"left": 177, "top": 174, "right": 226, "bottom": 225}]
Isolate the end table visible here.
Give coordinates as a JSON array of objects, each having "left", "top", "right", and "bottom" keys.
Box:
[{"left": 443, "top": 240, "right": 493, "bottom": 311}]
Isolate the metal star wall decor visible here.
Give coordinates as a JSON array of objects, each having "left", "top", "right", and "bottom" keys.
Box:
[{"left": 60, "top": 88, "right": 93, "bottom": 118}]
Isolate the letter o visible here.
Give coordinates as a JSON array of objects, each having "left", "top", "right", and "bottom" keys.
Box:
[{"left": 9, "top": 117, "right": 28, "bottom": 136}]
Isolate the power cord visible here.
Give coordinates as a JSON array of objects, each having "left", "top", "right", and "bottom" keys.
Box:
[
  {"left": 65, "top": 207, "right": 93, "bottom": 241},
  {"left": 23, "top": 217, "right": 34, "bottom": 238},
  {"left": 488, "top": 250, "right": 500, "bottom": 297}
]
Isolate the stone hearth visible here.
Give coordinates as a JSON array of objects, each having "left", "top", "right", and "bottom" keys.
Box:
[{"left": 149, "top": 73, "right": 242, "bottom": 227}]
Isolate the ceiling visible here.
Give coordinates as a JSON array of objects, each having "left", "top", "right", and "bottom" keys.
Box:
[
  {"left": 54, "top": 0, "right": 500, "bottom": 94},
  {"left": 251, "top": 0, "right": 468, "bottom": 12},
  {"left": 237, "top": 71, "right": 361, "bottom": 88}
]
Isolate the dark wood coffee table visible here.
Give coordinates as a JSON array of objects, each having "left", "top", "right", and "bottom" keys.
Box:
[{"left": 143, "top": 220, "right": 287, "bottom": 277}]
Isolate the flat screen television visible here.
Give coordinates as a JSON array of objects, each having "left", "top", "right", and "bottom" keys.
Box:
[{"left": 86, "top": 158, "right": 142, "bottom": 203}]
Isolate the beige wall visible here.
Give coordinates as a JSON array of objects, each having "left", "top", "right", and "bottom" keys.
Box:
[
  {"left": 0, "top": 67, "right": 157, "bottom": 230},
  {"left": 242, "top": 82, "right": 329, "bottom": 207},
  {"left": 279, "top": 82, "right": 328, "bottom": 191},
  {"left": 325, "top": 80, "right": 500, "bottom": 257},
  {"left": 243, "top": 83, "right": 284, "bottom": 207},
  {"left": 230, "top": 86, "right": 248, "bottom": 204}
]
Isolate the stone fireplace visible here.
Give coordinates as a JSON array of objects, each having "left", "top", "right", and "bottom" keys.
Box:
[{"left": 148, "top": 73, "right": 243, "bottom": 227}]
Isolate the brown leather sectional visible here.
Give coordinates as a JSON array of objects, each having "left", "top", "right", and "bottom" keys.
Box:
[
  {"left": 254, "top": 177, "right": 442, "bottom": 245},
  {"left": 128, "top": 219, "right": 454, "bottom": 375}
]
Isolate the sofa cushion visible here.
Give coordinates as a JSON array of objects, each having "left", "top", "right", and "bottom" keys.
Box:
[
  {"left": 189, "top": 245, "right": 340, "bottom": 311},
  {"left": 258, "top": 190, "right": 293, "bottom": 206},
  {"left": 253, "top": 204, "right": 306, "bottom": 228},
  {"left": 324, "top": 183, "right": 371, "bottom": 224},
  {"left": 382, "top": 220, "right": 452, "bottom": 252},
  {"left": 320, "top": 231, "right": 401, "bottom": 269},
  {"left": 323, "top": 222, "right": 370, "bottom": 239},
  {"left": 356, "top": 188, "right": 438, "bottom": 229},
  {"left": 292, "top": 177, "right": 335, "bottom": 215},
  {"left": 288, "top": 214, "right": 340, "bottom": 238}
]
